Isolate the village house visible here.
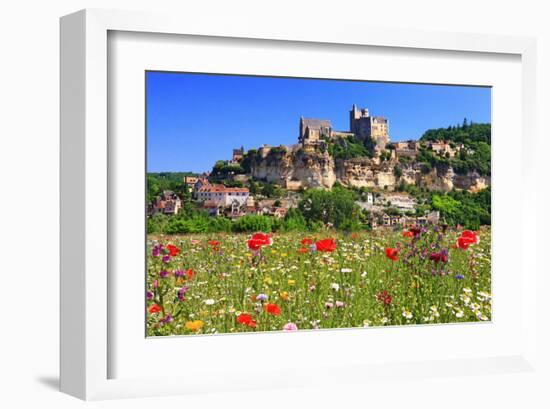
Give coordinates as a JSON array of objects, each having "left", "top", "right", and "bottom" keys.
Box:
[
  {"left": 376, "top": 210, "right": 440, "bottom": 229},
  {"left": 147, "top": 190, "right": 182, "bottom": 216},
  {"left": 183, "top": 176, "right": 198, "bottom": 193},
  {"left": 195, "top": 184, "right": 250, "bottom": 207},
  {"left": 183, "top": 175, "right": 198, "bottom": 186},
  {"left": 192, "top": 177, "right": 211, "bottom": 198},
  {"left": 394, "top": 140, "right": 419, "bottom": 158},
  {"left": 428, "top": 140, "right": 462, "bottom": 158},
  {"left": 385, "top": 194, "right": 417, "bottom": 211}
]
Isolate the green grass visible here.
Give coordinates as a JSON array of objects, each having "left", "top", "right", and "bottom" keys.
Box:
[{"left": 146, "top": 226, "right": 491, "bottom": 336}]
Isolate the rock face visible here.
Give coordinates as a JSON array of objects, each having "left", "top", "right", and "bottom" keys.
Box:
[
  {"left": 250, "top": 148, "right": 489, "bottom": 192},
  {"left": 401, "top": 164, "right": 491, "bottom": 192},
  {"left": 250, "top": 149, "right": 336, "bottom": 189}
]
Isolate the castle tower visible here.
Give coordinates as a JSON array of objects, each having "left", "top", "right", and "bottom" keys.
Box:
[{"left": 349, "top": 105, "right": 389, "bottom": 150}]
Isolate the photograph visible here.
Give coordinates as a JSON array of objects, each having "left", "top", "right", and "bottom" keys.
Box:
[{"left": 145, "top": 72, "right": 492, "bottom": 337}]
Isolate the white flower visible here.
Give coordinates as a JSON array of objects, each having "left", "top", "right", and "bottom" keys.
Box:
[
  {"left": 455, "top": 310, "right": 464, "bottom": 318},
  {"left": 429, "top": 306, "right": 440, "bottom": 318},
  {"left": 381, "top": 317, "right": 389, "bottom": 324},
  {"left": 340, "top": 268, "right": 352, "bottom": 273},
  {"left": 476, "top": 312, "right": 489, "bottom": 321},
  {"left": 361, "top": 271, "right": 368, "bottom": 278},
  {"left": 402, "top": 309, "right": 413, "bottom": 319},
  {"left": 330, "top": 283, "right": 340, "bottom": 291}
]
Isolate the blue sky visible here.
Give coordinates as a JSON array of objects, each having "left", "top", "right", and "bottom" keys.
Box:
[{"left": 146, "top": 72, "right": 491, "bottom": 173}]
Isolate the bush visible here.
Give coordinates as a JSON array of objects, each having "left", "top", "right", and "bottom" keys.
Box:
[
  {"left": 430, "top": 187, "right": 491, "bottom": 229},
  {"left": 281, "top": 208, "right": 307, "bottom": 231},
  {"left": 232, "top": 215, "right": 278, "bottom": 233}
]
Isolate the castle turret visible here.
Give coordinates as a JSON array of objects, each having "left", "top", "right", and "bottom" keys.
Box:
[{"left": 349, "top": 105, "right": 389, "bottom": 150}]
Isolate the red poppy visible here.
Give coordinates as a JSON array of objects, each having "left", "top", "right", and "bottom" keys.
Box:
[
  {"left": 166, "top": 244, "right": 180, "bottom": 257},
  {"left": 148, "top": 303, "right": 162, "bottom": 314},
  {"left": 315, "top": 238, "right": 337, "bottom": 252},
  {"left": 237, "top": 313, "right": 257, "bottom": 328},
  {"left": 247, "top": 238, "right": 264, "bottom": 251},
  {"left": 251, "top": 233, "right": 273, "bottom": 246},
  {"left": 247, "top": 232, "right": 272, "bottom": 250},
  {"left": 298, "top": 247, "right": 309, "bottom": 253},
  {"left": 208, "top": 240, "right": 220, "bottom": 246},
  {"left": 264, "top": 303, "right": 281, "bottom": 315},
  {"left": 461, "top": 230, "right": 480, "bottom": 243},
  {"left": 301, "top": 237, "right": 313, "bottom": 245},
  {"left": 185, "top": 268, "right": 194, "bottom": 280},
  {"left": 402, "top": 230, "right": 414, "bottom": 238},
  {"left": 385, "top": 247, "right": 399, "bottom": 261},
  {"left": 376, "top": 290, "right": 392, "bottom": 305},
  {"left": 456, "top": 230, "right": 479, "bottom": 249}
]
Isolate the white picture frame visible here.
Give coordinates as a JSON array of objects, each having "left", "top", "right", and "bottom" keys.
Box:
[{"left": 60, "top": 8, "right": 540, "bottom": 401}]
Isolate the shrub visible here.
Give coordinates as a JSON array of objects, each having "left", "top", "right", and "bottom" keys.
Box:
[{"left": 232, "top": 215, "right": 277, "bottom": 233}]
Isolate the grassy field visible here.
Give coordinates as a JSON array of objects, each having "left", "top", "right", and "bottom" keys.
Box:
[{"left": 146, "top": 226, "right": 491, "bottom": 336}]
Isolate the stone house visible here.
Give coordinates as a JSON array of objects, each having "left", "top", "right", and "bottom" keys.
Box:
[{"left": 148, "top": 190, "right": 182, "bottom": 216}]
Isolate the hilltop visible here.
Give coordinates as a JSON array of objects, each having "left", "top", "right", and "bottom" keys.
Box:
[{"left": 221, "top": 111, "right": 491, "bottom": 193}]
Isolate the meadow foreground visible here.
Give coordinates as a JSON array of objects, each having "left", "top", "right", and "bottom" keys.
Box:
[{"left": 146, "top": 226, "right": 491, "bottom": 336}]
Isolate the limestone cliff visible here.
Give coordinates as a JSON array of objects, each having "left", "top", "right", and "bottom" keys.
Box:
[{"left": 249, "top": 147, "right": 489, "bottom": 192}]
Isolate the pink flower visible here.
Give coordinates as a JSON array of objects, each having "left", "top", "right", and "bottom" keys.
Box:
[
  {"left": 282, "top": 322, "right": 298, "bottom": 331},
  {"left": 335, "top": 301, "right": 345, "bottom": 308}
]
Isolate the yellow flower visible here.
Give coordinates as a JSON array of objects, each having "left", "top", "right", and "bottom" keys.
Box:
[
  {"left": 287, "top": 279, "right": 296, "bottom": 286},
  {"left": 279, "top": 291, "right": 290, "bottom": 301},
  {"left": 185, "top": 320, "right": 204, "bottom": 332},
  {"left": 271, "top": 249, "right": 278, "bottom": 254},
  {"left": 264, "top": 276, "right": 273, "bottom": 285},
  {"left": 281, "top": 253, "right": 288, "bottom": 258}
]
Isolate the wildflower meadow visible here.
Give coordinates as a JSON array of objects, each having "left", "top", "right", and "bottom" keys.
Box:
[{"left": 146, "top": 226, "right": 491, "bottom": 336}]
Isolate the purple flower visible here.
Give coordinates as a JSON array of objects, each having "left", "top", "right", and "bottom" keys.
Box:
[
  {"left": 177, "top": 286, "right": 190, "bottom": 300},
  {"left": 146, "top": 291, "right": 153, "bottom": 300},
  {"left": 152, "top": 244, "right": 163, "bottom": 257},
  {"left": 455, "top": 274, "right": 465, "bottom": 280},
  {"left": 159, "top": 270, "right": 169, "bottom": 278},
  {"left": 162, "top": 255, "right": 170, "bottom": 263},
  {"left": 256, "top": 293, "right": 268, "bottom": 302},
  {"left": 174, "top": 269, "right": 185, "bottom": 277},
  {"left": 159, "top": 314, "right": 173, "bottom": 325}
]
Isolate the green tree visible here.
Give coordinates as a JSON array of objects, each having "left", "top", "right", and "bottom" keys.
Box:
[{"left": 298, "top": 186, "right": 359, "bottom": 229}]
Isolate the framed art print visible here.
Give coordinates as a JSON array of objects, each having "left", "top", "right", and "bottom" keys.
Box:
[{"left": 60, "top": 9, "right": 540, "bottom": 400}]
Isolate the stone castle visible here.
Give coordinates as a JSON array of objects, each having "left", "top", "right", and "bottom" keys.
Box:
[{"left": 299, "top": 105, "right": 390, "bottom": 151}]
